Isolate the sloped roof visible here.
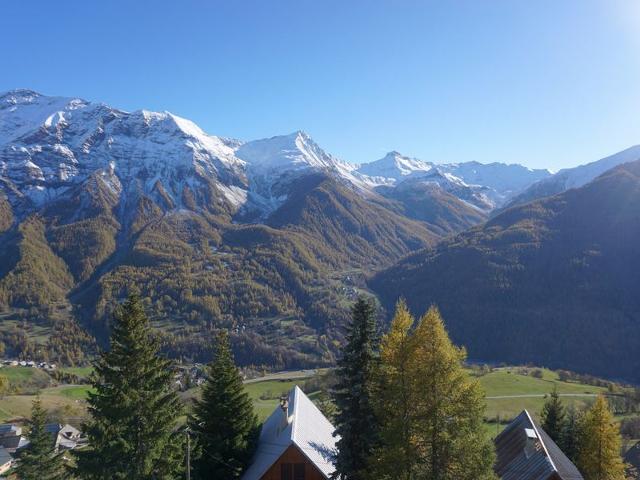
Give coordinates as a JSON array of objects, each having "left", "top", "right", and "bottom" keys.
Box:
[
  {"left": 0, "top": 424, "right": 20, "bottom": 436},
  {"left": 625, "top": 441, "right": 640, "bottom": 475},
  {"left": 495, "top": 410, "right": 583, "bottom": 480},
  {"left": 242, "top": 385, "right": 337, "bottom": 480},
  {"left": 0, "top": 446, "right": 12, "bottom": 466}
]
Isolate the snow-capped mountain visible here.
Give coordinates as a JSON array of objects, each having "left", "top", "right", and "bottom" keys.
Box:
[
  {"left": 0, "top": 88, "right": 618, "bottom": 226},
  {"left": 0, "top": 89, "right": 247, "bottom": 215},
  {"left": 506, "top": 145, "right": 640, "bottom": 209},
  {"left": 234, "top": 131, "right": 367, "bottom": 217},
  {"left": 356, "top": 151, "right": 434, "bottom": 184}
]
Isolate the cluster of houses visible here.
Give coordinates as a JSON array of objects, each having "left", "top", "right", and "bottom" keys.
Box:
[
  {"left": 241, "top": 386, "right": 602, "bottom": 480},
  {"left": 0, "top": 422, "right": 86, "bottom": 475},
  {"left": 1, "top": 359, "right": 57, "bottom": 370},
  {"left": 173, "top": 364, "right": 206, "bottom": 391}
]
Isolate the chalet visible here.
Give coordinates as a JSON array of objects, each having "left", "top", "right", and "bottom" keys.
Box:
[
  {"left": 0, "top": 446, "right": 12, "bottom": 475},
  {"left": 242, "top": 386, "right": 337, "bottom": 480},
  {"left": 45, "top": 423, "right": 86, "bottom": 451},
  {"left": 495, "top": 410, "right": 583, "bottom": 480}
]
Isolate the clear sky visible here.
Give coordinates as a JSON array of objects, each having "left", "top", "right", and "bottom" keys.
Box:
[{"left": 2, "top": 1, "right": 639, "bottom": 170}]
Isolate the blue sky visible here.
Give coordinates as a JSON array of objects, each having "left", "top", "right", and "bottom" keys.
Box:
[{"left": 2, "top": 0, "right": 639, "bottom": 170}]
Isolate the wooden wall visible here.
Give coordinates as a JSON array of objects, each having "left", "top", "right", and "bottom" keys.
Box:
[{"left": 259, "top": 444, "right": 326, "bottom": 480}]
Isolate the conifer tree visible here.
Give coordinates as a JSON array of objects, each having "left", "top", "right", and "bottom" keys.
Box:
[
  {"left": 371, "top": 304, "right": 496, "bottom": 480},
  {"left": 74, "top": 293, "right": 184, "bottom": 480},
  {"left": 576, "top": 395, "right": 626, "bottom": 480},
  {"left": 561, "top": 404, "right": 582, "bottom": 462},
  {"left": 541, "top": 385, "right": 566, "bottom": 444},
  {"left": 189, "top": 330, "right": 259, "bottom": 479},
  {"left": 332, "top": 297, "right": 379, "bottom": 480},
  {"left": 15, "top": 396, "right": 65, "bottom": 480}
]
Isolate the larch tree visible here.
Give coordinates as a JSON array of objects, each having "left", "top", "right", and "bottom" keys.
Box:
[
  {"left": 576, "top": 395, "right": 626, "bottom": 480},
  {"left": 370, "top": 304, "right": 496, "bottom": 480},
  {"left": 189, "top": 329, "right": 259, "bottom": 479},
  {"left": 74, "top": 293, "right": 184, "bottom": 480},
  {"left": 14, "top": 396, "right": 66, "bottom": 480},
  {"left": 332, "top": 297, "right": 380, "bottom": 480},
  {"left": 541, "top": 385, "right": 566, "bottom": 444},
  {"left": 369, "top": 300, "right": 420, "bottom": 480}
]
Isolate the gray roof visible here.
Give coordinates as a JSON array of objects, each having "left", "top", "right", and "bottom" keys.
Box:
[
  {"left": 0, "top": 424, "right": 20, "bottom": 436},
  {"left": 495, "top": 410, "right": 583, "bottom": 480},
  {"left": 242, "top": 386, "right": 338, "bottom": 480},
  {"left": 0, "top": 446, "right": 11, "bottom": 466}
]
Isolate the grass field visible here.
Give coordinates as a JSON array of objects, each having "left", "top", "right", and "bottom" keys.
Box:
[
  {"left": 59, "top": 367, "right": 94, "bottom": 378},
  {"left": 478, "top": 368, "right": 607, "bottom": 424},
  {"left": 0, "top": 365, "right": 621, "bottom": 433},
  {"left": 245, "top": 379, "right": 308, "bottom": 420}
]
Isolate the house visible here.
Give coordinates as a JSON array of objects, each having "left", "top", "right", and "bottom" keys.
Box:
[
  {"left": 242, "top": 386, "right": 338, "bottom": 480},
  {"left": 0, "top": 425, "right": 21, "bottom": 438},
  {"left": 495, "top": 410, "right": 583, "bottom": 480},
  {"left": 45, "top": 423, "right": 85, "bottom": 451},
  {"left": 0, "top": 424, "right": 29, "bottom": 454},
  {"left": 0, "top": 446, "right": 12, "bottom": 475}
]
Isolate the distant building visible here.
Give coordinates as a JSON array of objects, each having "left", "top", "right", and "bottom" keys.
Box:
[
  {"left": 0, "top": 424, "right": 29, "bottom": 454},
  {"left": 44, "top": 424, "right": 86, "bottom": 451},
  {"left": 495, "top": 410, "right": 583, "bottom": 480},
  {"left": 242, "top": 385, "right": 338, "bottom": 480},
  {"left": 0, "top": 445, "right": 12, "bottom": 475}
]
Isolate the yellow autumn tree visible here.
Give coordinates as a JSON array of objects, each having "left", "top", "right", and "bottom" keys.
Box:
[
  {"left": 370, "top": 302, "right": 496, "bottom": 480},
  {"left": 577, "top": 395, "right": 626, "bottom": 480},
  {"left": 369, "top": 300, "right": 420, "bottom": 480}
]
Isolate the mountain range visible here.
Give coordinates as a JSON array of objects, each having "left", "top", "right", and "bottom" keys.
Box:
[{"left": 1, "top": 89, "right": 639, "bottom": 376}]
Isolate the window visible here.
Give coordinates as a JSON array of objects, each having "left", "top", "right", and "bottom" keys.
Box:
[
  {"left": 294, "top": 463, "right": 305, "bottom": 480},
  {"left": 281, "top": 463, "right": 292, "bottom": 480},
  {"left": 281, "top": 462, "right": 305, "bottom": 480}
]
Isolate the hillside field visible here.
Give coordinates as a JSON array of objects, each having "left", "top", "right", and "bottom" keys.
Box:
[{"left": 0, "top": 366, "right": 613, "bottom": 436}]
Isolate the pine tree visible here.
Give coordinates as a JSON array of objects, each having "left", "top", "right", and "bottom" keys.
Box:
[
  {"left": 561, "top": 404, "right": 582, "bottom": 462},
  {"left": 541, "top": 385, "right": 566, "bottom": 444},
  {"left": 370, "top": 304, "right": 496, "bottom": 480},
  {"left": 15, "top": 396, "right": 66, "bottom": 480},
  {"left": 74, "top": 293, "right": 184, "bottom": 480},
  {"left": 332, "top": 297, "right": 379, "bottom": 480},
  {"left": 189, "top": 330, "right": 259, "bottom": 479},
  {"left": 576, "top": 395, "right": 626, "bottom": 480}
]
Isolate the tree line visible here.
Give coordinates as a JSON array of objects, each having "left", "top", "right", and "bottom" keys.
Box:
[{"left": 10, "top": 294, "right": 630, "bottom": 479}]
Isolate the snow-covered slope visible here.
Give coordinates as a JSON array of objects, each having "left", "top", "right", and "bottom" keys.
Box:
[
  {"left": 0, "top": 89, "right": 247, "bottom": 214},
  {"left": 3, "top": 88, "right": 628, "bottom": 225},
  {"left": 356, "top": 152, "right": 551, "bottom": 208},
  {"left": 506, "top": 145, "right": 640, "bottom": 209},
  {"left": 356, "top": 151, "right": 434, "bottom": 184},
  {"left": 439, "top": 161, "right": 551, "bottom": 205}
]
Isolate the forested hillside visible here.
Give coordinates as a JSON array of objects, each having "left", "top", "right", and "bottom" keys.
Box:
[{"left": 372, "top": 160, "right": 640, "bottom": 382}]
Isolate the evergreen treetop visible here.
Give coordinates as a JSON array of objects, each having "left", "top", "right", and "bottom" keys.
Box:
[
  {"left": 74, "top": 293, "right": 184, "bottom": 480},
  {"left": 332, "top": 297, "right": 379, "bottom": 480},
  {"left": 541, "top": 385, "right": 566, "bottom": 444},
  {"left": 14, "top": 396, "right": 66, "bottom": 480},
  {"left": 189, "top": 329, "right": 259, "bottom": 479}
]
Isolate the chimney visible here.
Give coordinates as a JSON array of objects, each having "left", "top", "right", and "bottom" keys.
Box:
[
  {"left": 524, "top": 428, "right": 538, "bottom": 458},
  {"left": 279, "top": 395, "right": 290, "bottom": 428}
]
